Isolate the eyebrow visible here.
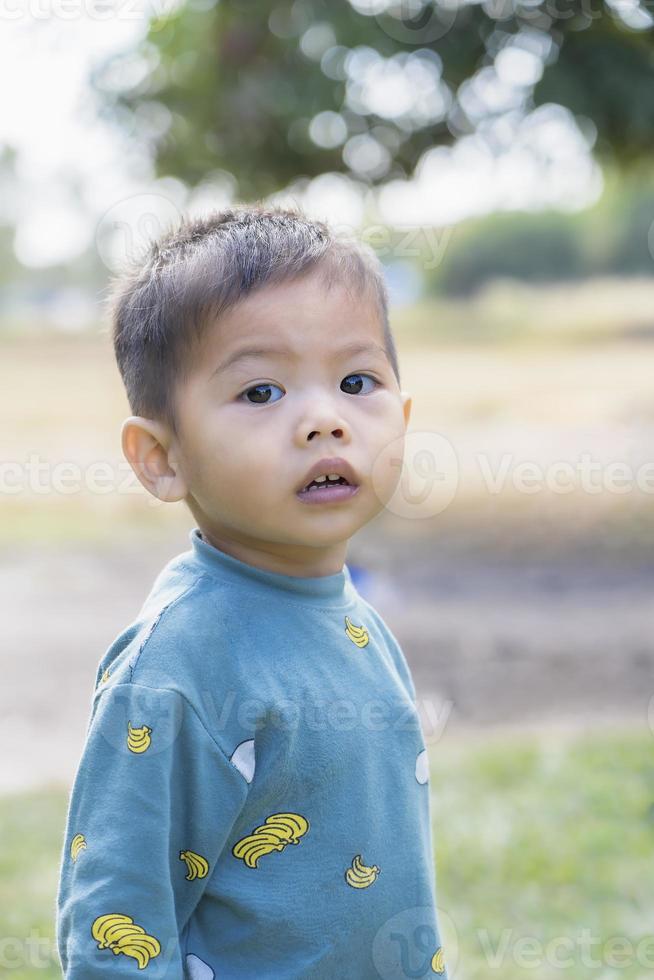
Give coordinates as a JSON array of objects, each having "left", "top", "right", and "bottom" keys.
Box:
[{"left": 210, "top": 341, "right": 389, "bottom": 378}]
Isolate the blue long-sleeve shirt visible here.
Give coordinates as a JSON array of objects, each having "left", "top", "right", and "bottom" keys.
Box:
[{"left": 56, "top": 527, "right": 448, "bottom": 979}]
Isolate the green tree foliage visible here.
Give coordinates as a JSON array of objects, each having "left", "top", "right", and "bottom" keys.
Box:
[
  {"left": 91, "top": 0, "right": 654, "bottom": 199},
  {"left": 433, "top": 211, "right": 587, "bottom": 295},
  {"left": 427, "top": 169, "right": 654, "bottom": 293}
]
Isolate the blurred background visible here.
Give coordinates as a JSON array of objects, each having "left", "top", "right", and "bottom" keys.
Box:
[{"left": 2, "top": 2, "right": 654, "bottom": 977}]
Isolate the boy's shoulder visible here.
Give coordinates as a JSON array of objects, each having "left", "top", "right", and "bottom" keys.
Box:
[
  {"left": 92, "top": 552, "right": 240, "bottom": 706},
  {"left": 356, "top": 592, "right": 417, "bottom": 703},
  {"left": 88, "top": 549, "right": 274, "bottom": 769}
]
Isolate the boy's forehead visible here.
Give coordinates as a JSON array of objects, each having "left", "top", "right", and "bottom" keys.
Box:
[{"left": 202, "top": 272, "right": 385, "bottom": 364}]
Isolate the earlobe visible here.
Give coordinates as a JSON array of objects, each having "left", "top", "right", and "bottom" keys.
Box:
[
  {"left": 401, "top": 392, "right": 412, "bottom": 428},
  {"left": 121, "top": 416, "right": 187, "bottom": 503}
]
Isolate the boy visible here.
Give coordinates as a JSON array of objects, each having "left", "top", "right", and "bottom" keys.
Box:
[{"left": 55, "top": 205, "right": 448, "bottom": 978}]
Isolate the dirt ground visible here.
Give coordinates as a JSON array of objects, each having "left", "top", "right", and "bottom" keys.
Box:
[{"left": 3, "top": 524, "right": 651, "bottom": 795}]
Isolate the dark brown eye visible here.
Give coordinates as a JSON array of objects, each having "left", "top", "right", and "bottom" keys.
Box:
[
  {"left": 242, "top": 383, "right": 284, "bottom": 404},
  {"left": 341, "top": 374, "right": 377, "bottom": 395}
]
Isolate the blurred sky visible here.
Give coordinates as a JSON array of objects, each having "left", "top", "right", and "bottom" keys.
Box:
[{"left": 0, "top": 10, "right": 604, "bottom": 269}]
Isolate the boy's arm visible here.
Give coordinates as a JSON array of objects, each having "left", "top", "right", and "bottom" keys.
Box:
[{"left": 55, "top": 682, "right": 249, "bottom": 978}]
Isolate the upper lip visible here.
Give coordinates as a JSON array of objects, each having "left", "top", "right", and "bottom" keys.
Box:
[{"left": 297, "top": 457, "right": 360, "bottom": 493}]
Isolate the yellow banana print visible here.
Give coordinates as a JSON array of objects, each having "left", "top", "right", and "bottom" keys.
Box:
[
  {"left": 232, "top": 812, "right": 309, "bottom": 868},
  {"left": 258, "top": 812, "right": 308, "bottom": 840},
  {"left": 91, "top": 912, "right": 161, "bottom": 969},
  {"left": 179, "top": 849, "right": 210, "bottom": 881},
  {"left": 126, "top": 721, "right": 152, "bottom": 754},
  {"left": 70, "top": 833, "right": 87, "bottom": 862},
  {"left": 431, "top": 946, "right": 446, "bottom": 973},
  {"left": 344, "top": 615, "right": 369, "bottom": 648},
  {"left": 344, "top": 853, "right": 380, "bottom": 888},
  {"left": 99, "top": 667, "right": 111, "bottom": 685}
]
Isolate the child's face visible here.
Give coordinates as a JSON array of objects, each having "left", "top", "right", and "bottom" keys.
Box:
[{"left": 127, "top": 267, "right": 411, "bottom": 574}]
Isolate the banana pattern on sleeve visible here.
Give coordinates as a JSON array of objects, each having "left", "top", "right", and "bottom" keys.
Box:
[
  {"left": 56, "top": 683, "right": 249, "bottom": 977},
  {"left": 56, "top": 527, "right": 449, "bottom": 979}
]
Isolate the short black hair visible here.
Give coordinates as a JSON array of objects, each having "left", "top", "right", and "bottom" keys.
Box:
[{"left": 107, "top": 202, "right": 400, "bottom": 439}]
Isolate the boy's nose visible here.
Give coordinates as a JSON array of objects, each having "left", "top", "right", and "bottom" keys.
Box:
[
  {"left": 295, "top": 406, "right": 351, "bottom": 445},
  {"left": 307, "top": 425, "right": 344, "bottom": 441}
]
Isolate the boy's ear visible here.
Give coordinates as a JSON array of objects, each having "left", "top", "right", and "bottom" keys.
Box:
[
  {"left": 400, "top": 391, "right": 412, "bottom": 428},
  {"left": 121, "top": 416, "right": 187, "bottom": 503}
]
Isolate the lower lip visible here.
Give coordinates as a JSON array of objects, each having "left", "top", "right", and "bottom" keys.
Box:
[{"left": 296, "top": 483, "right": 360, "bottom": 505}]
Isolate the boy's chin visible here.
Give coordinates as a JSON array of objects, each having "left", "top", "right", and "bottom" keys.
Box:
[{"left": 300, "top": 522, "right": 369, "bottom": 550}]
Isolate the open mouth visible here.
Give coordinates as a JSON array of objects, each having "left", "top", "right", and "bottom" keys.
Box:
[
  {"left": 302, "top": 475, "right": 350, "bottom": 493},
  {"left": 296, "top": 473, "right": 360, "bottom": 504},
  {"left": 296, "top": 459, "right": 360, "bottom": 504}
]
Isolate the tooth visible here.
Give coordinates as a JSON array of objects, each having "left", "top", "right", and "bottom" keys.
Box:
[
  {"left": 327, "top": 473, "right": 340, "bottom": 480},
  {"left": 314, "top": 475, "right": 328, "bottom": 483}
]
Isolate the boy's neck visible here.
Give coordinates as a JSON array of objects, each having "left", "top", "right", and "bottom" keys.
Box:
[{"left": 197, "top": 525, "right": 348, "bottom": 578}]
